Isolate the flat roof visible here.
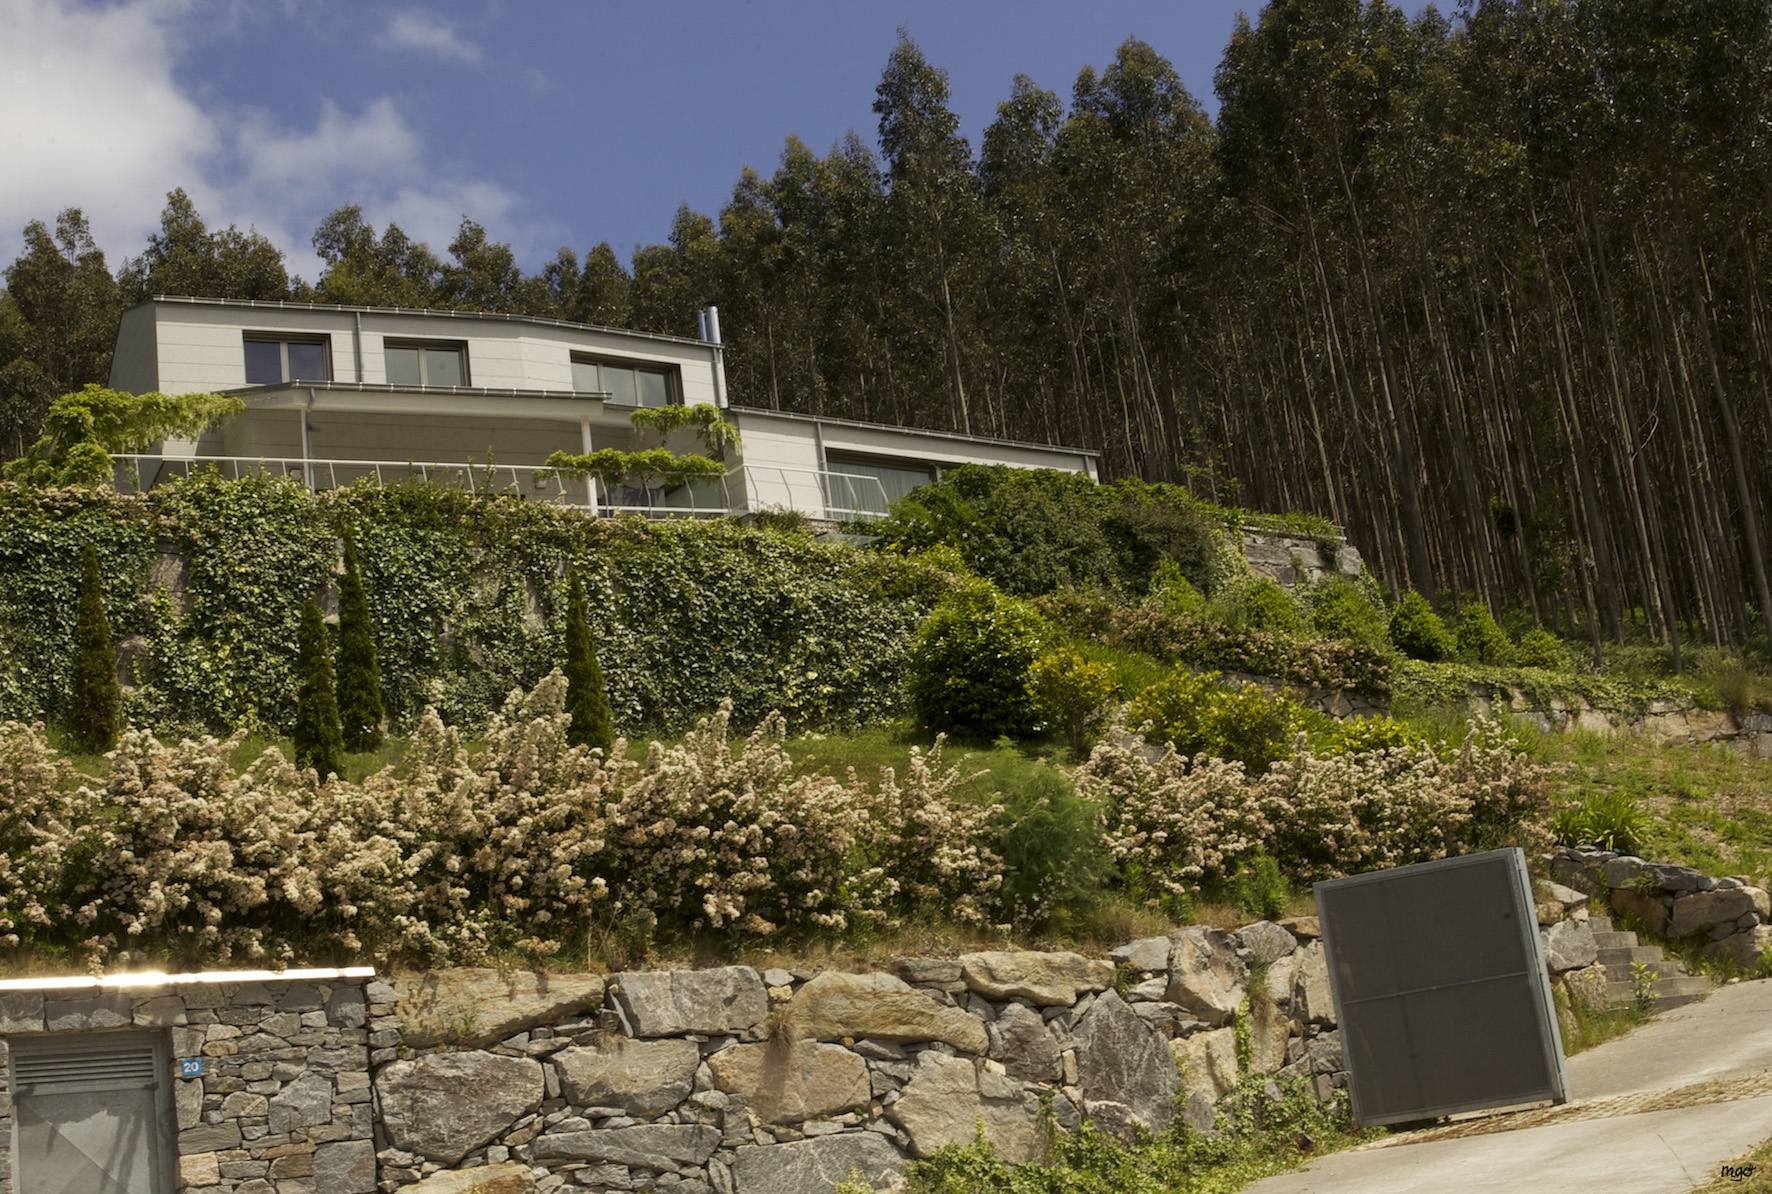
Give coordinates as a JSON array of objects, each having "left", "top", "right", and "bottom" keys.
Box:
[
  {"left": 131, "top": 294, "right": 717, "bottom": 350},
  {"left": 731, "top": 405, "right": 1101, "bottom": 459}
]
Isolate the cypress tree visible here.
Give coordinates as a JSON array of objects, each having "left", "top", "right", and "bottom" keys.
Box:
[
  {"left": 563, "top": 571, "right": 615, "bottom": 752},
  {"left": 293, "top": 598, "right": 344, "bottom": 780},
  {"left": 67, "top": 543, "right": 120, "bottom": 753},
  {"left": 334, "top": 531, "right": 384, "bottom": 752}
]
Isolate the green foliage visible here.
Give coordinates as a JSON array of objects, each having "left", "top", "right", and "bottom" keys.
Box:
[
  {"left": 1, "top": 476, "right": 939, "bottom": 738},
  {"left": 1230, "top": 851, "right": 1289, "bottom": 921},
  {"left": 4, "top": 384, "right": 242, "bottom": 487},
  {"left": 1150, "top": 558, "right": 1208, "bottom": 617},
  {"left": 292, "top": 598, "right": 343, "bottom": 780},
  {"left": 1127, "top": 671, "right": 1302, "bottom": 775},
  {"left": 1308, "top": 716, "right": 1425, "bottom": 758},
  {"left": 563, "top": 571, "right": 615, "bottom": 752},
  {"left": 1389, "top": 591, "right": 1456, "bottom": 662},
  {"left": 1308, "top": 576, "right": 1390, "bottom": 649},
  {"left": 908, "top": 578, "right": 1048, "bottom": 739},
  {"left": 1085, "top": 604, "right": 1391, "bottom": 698},
  {"left": 1516, "top": 627, "right": 1572, "bottom": 671},
  {"left": 66, "top": 543, "right": 119, "bottom": 753},
  {"left": 1455, "top": 599, "right": 1515, "bottom": 665},
  {"left": 628, "top": 402, "right": 742, "bottom": 457},
  {"left": 1239, "top": 580, "right": 1302, "bottom": 637},
  {"left": 543, "top": 447, "right": 725, "bottom": 494},
  {"left": 334, "top": 530, "right": 384, "bottom": 752},
  {"left": 1552, "top": 790, "right": 1651, "bottom": 855},
  {"left": 876, "top": 465, "right": 1223, "bottom": 599},
  {"left": 988, "top": 765, "right": 1109, "bottom": 933},
  {"left": 903, "top": 1075, "right": 1354, "bottom": 1194},
  {"left": 1028, "top": 649, "right": 1120, "bottom": 755}
]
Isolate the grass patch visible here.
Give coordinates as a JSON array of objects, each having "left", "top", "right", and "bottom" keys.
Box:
[
  {"left": 893, "top": 1075, "right": 1375, "bottom": 1194},
  {"left": 1560, "top": 1000, "right": 1649, "bottom": 1056},
  {"left": 1691, "top": 1134, "right": 1772, "bottom": 1192}
]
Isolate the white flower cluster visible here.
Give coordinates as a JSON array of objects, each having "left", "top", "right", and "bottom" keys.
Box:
[
  {"left": 1076, "top": 719, "right": 1549, "bottom": 894},
  {"left": 0, "top": 673, "right": 1003, "bottom": 967}
]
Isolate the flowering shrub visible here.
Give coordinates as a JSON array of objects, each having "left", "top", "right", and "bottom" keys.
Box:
[
  {"left": 1077, "top": 719, "right": 1549, "bottom": 896},
  {"left": 0, "top": 673, "right": 1014, "bottom": 968}
]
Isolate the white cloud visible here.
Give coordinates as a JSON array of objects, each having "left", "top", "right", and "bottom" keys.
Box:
[
  {"left": 0, "top": 0, "right": 214, "bottom": 256},
  {"left": 0, "top": 0, "right": 519, "bottom": 283},
  {"left": 378, "top": 10, "right": 481, "bottom": 63}
]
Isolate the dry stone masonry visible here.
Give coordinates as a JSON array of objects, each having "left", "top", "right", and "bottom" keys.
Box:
[{"left": 18, "top": 884, "right": 1699, "bottom": 1194}]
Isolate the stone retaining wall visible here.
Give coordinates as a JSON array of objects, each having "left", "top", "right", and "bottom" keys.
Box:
[
  {"left": 368, "top": 927, "right": 1349, "bottom": 1194},
  {"left": 0, "top": 969, "right": 380, "bottom": 1194},
  {"left": 1462, "top": 685, "right": 1772, "bottom": 757},
  {"left": 1551, "top": 846, "right": 1772, "bottom": 965}
]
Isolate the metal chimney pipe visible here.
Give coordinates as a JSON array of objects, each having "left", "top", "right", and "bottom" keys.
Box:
[
  {"left": 696, "top": 310, "right": 709, "bottom": 342},
  {"left": 705, "top": 306, "right": 722, "bottom": 345}
]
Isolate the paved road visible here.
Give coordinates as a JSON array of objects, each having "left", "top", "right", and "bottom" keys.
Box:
[{"left": 1244, "top": 979, "right": 1772, "bottom": 1194}]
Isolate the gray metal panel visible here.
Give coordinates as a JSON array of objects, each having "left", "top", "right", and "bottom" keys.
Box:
[
  {"left": 1315, "top": 848, "right": 1568, "bottom": 1126},
  {"left": 10, "top": 1031, "right": 176, "bottom": 1194}
]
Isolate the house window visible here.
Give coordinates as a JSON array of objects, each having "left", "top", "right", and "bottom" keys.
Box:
[
  {"left": 825, "top": 452, "right": 935, "bottom": 509},
  {"left": 571, "top": 355, "right": 676, "bottom": 407},
  {"left": 243, "top": 335, "right": 330, "bottom": 384},
  {"left": 385, "top": 340, "right": 469, "bottom": 387}
]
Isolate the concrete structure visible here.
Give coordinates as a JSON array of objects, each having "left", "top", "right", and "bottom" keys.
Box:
[{"left": 109, "top": 297, "right": 1098, "bottom": 520}]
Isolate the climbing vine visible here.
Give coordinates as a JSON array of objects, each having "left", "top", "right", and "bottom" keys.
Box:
[{"left": 0, "top": 473, "right": 948, "bottom": 737}]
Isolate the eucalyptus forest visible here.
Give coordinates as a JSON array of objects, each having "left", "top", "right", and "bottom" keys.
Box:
[{"left": 4, "top": 0, "right": 1772, "bottom": 655}]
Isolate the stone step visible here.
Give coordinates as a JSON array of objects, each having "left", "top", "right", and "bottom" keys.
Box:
[
  {"left": 1596, "top": 945, "right": 1664, "bottom": 967},
  {"left": 1588, "top": 916, "right": 1614, "bottom": 934},
  {"left": 1605, "top": 974, "right": 1712, "bottom": 1008},
  {"left": 1591, "top": 931, "right": 1640, "bottom": 949}
]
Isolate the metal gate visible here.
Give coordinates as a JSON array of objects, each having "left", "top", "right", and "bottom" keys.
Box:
[
  {"left": 1315, "top": 848, "right": 1569, "bottom": 1126},
  {"left": 10, "top": 1031, "right": 176, "bottom": 1194}
]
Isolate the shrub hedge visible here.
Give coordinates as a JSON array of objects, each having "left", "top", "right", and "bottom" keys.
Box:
[{"left": 0, "top": 475, "right": 949, "bottom": 737}]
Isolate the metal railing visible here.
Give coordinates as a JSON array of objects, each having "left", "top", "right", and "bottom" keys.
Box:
[
  {"left": 110, "top": 455, "right": 890, "bottom": 522},
  {"left": 729, "top": 465, "right": 892, "bottom": 521}
]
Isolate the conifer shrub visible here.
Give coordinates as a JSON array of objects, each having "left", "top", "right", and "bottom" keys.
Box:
[
  {"left": 1516, "top": 627, "right": 1572, "bottom": 671},
  {"left": 563, "top": 570, "right": 615, "bottom": 752},
  {"left": 1389, "top": 591, "right": 1457, "bottom": 661},
  {"left": 1231, "top": 850, "right": 1290, "bottom": 920},
  {"left": 334, "top": 530, "right": 384, "bottom": 752},
  {"left": 1456, "top": 599, "right": 1515, "bottom": 665},
  {"left": 66, "top": 544, "right": 120, "bottom": 753},
  {"left": 907, "top": 578, "right": 1046, "bottom": 739},
  {"left": 292, "top": 598, "right": 343, "bottom": 780}
]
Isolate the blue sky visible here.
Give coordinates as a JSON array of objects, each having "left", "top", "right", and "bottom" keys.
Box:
[{"left": 2, "top": 1, "right": 1425, "bottom": 281}]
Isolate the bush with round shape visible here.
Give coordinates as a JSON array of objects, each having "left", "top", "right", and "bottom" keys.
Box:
[
  {"left": 1516, "top": 627, "right": 1571, "bottom": 671},
  {"left": 1309, "top": 576, "right": 1390, "bottom": 648},
  {"left": 66, "top": 544, "right": 120, "bottom": 754},
  {"left": 1455, "top": 600, "right": 1514, "bottom": 665},
  {"left": 1242, "top": 579, "right": 1303, "bottom": 637},
  {"left": 1389, "top": 591, "right": 1456, "bottom": 662},
  {"left": 1028, "top": 648, "right": 1120, "bottom": 755},
  {"left": 1127, "top": 670, "right": 1302, "bottom": 776},
  {"left": 907, "top": 579, "right": 1046, "bottom": 739},
  {"left": 292, "top": 598, "right": 343, "bottom": 780}
]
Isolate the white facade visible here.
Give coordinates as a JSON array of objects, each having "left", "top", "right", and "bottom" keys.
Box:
[{"left": 111, "top": 297, "right": 1099, "bottom": 518}]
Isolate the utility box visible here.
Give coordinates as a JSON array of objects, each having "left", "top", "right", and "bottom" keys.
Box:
[
  {"left": 9, "top": 1029, "right": 177, "bottom": 1193},
  {"left": 1315, "top": 847, "right": 1569, "bottom": 1126}
]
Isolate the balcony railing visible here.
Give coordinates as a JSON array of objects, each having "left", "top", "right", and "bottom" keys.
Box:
[
  {"left": 729, "top": 465, "right": 890, "bottom": 521},
  {"left": 110, "top": 455, "right": 891, "bottom": 522}
]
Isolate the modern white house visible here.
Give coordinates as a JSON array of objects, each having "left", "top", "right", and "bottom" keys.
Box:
[{"left": 109, "top": 297, "right": 1099, "bottom": 519}]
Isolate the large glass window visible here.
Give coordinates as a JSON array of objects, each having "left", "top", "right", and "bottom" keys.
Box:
[
  {"left": 385, "top": 340, "right": 469, "bottom": 387},
  {"left": 824, "top": 452, "right": 936, "bottom": 514},
  {"left": 243, "top": 335, "right": 330, "bottom": 384},
  {"left": 571, "top": 355, "right": 676, "bottom": 407}
]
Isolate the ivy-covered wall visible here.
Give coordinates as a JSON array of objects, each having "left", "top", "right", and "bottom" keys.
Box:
[{"left": 0, "top": 476, "right": 946, "bottom": 737}]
